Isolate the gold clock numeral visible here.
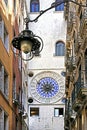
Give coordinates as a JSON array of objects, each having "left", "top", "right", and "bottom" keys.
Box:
[
  {"left": 38, "top": 97, "right": 45, "bottom": 102},
  {"left": 45, "top": 98, "right": 50, "bottom": 103},
  {"left": 56, "top": 92, "right": 64, "bottom": 98},
  {"left": 31, "top": 82, "right": 36, "bottom": 87},
  {"left": 60, "top": 85, "right": 65, "bottom": 89},
  {"left": 59, "top": 89, "right": 65, "bottom": 93},
  {"left": 35, "top": 94, "right": 41, "bottom": 100}
]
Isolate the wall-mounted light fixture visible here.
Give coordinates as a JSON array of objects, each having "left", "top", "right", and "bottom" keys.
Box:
[
  {"left": 11, "top": 17, "right": 43, "bottom": 61},
  {"left": 11, "top": 0, "right": 87, "bottom": 61}
]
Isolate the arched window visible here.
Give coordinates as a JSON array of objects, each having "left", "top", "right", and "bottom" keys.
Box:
[
  {"left": 30, "top": 0, "right": 39, "bottom": 12},
  {"left": 55, "top": 0, "right": 64, "bottom": 11},
  {"left": 55, "top": 42, "right": 65, "bottom": 56}
]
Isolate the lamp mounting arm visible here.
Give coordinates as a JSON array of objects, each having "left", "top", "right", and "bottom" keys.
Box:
[
  {"left": 24, "top": 0, "right": 87, "bottom": 24},
  {"left": 24, "top": 0, "right": 67, "bottom": 23}
]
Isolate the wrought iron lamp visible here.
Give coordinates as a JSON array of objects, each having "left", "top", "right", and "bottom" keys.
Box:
[
  {"left": 11, "top": 0, "right": 87, "bottom": 61},
  {"left": 11, "top": 18, "right": 43, "bottom": 60}
]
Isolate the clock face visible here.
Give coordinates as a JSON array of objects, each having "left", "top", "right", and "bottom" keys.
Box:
[
  {"left": 36, "top": 77, "right": 59, "bottom": 98},
  {"left": 30, "top": 71, "right": 65, "bottom": 104}
]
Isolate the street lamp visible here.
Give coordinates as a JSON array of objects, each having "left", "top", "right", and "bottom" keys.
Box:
[
  {"left": 11, "top": 17, "right": 43, "bottom": 60},
  {"left": 11, "top": 0, "right": 87, "bottom": 61}
]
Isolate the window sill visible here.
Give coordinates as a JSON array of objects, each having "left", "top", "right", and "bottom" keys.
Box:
[
  {"left": 29, "top": 12, "right": 40, "bottom": 14},
  {"left": 54, "top": 115, "right": 64, "bottom": 117},
  {"left": 53, "top": 54, "right": 65, "bottom": 57},
  {"left": 53, "top": 11, "right": 64, "bottom": 13}
]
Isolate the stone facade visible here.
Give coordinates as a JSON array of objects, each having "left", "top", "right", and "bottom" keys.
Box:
[
  {"left": 26, "top": 0, "right": 67, "bottom": 130},
  {"left": 0, "top": 0, "right": 28, "bottom": 130},
  {"left": 65, "top": 0, "right": 87, "bottom": 130},
  {"left": 0, "top": 1, "right": 13, "bottom": 130}
]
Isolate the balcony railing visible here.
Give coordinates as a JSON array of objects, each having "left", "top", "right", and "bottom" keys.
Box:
[
  {"left": 72, "top": 82, "right": 87, "bottom": 101},
  {"left": 80, "top": 9, "right": 87, "bottom": 38},
  {"left": 65, "top": 99, "right": 76, "bottom": 129},
  {"left": 74, "top": 32, "right": 83, "bottom": 53},
  {"left": 67, "top": 11, "right": 77, "bottom": 33},
  {"left": 66, "top": 56, "right": 77, "bottom": 72},
  {"left": 72, "top": 82, "right": 87, "bottom": 111}
]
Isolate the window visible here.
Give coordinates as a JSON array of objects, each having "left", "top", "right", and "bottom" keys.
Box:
[
  {"left": 0, "top": 109, "right": 8, "bottom": 130},
  {"left": 13, "top": 75, "right": 16, "bottom": 92},
  {"left": 55, "top": 0, "right": 64, "bottom": 11},
  {"left": 54, "top": 108, "right": 64, "bottom": 117},
  {"left": 13, "top": 75, "right": 19, "bottom": 102},
  {"left": 0, "top": 108, "right": 3, "bottom": 130},
  {"left": 30, "top": 107, "right": 39, "bottom": 116},
  {"left": 30, "top": 0, "right": 39, "bottom": 12},
  {"left": 4, "top": 112, "right": 8, "bottom": 130},
  {"left": 14, "top": 0, "right": 16, "bottom": 15},
  {"left": 16, "top": 118, "right": 18, "bottom": 130},
  {"left": 0, "top": 62, "right": 9, "bottom": 98},
  {"left": 73, "top": 31, "right": 78, "bottom": 53},
  {"left": 19, "top": 87, "right": 21, "bottom": 104},
  {"left": 0, "top": 16, "right": 3, "bottom": 39},
  {"left": 80, "top": 11, "right": 82, "bottom": 20},
  {"left": 18, "top": 56, "right": 21, "bottom": 70},
  {"left": 13, "top": 30, "right": 16, "bottom": 55},
  {"left": 0, "top": 63, "right": 3, "bottom": 91},
  {"left": 0, "top": 15, "right": 9, "bottom": 52},
  {"left": 4, "top": 26, "right": 9, "bottom": 52},
  {"left": 55, "top": 42, "right": 65, "bottom": 56},
  {"left": 4, "top": 70, "right": 8, "bottom": 98}
]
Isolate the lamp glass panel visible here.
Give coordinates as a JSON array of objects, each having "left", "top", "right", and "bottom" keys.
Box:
[{"left": 21, "top": 40, "right": 32, "bottom": 54}]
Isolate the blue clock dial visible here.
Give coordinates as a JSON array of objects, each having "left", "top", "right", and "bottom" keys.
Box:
[
  {"left": 30, "top": 71, "right": 65, "bottom": 103},
  {"left": 36, "top": 77, "right": 59, "bottom": 98}
]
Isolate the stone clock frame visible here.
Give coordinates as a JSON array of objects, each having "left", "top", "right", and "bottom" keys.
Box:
[{"left": 30, "top": 71, "right": 65, "bottom": 104}]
